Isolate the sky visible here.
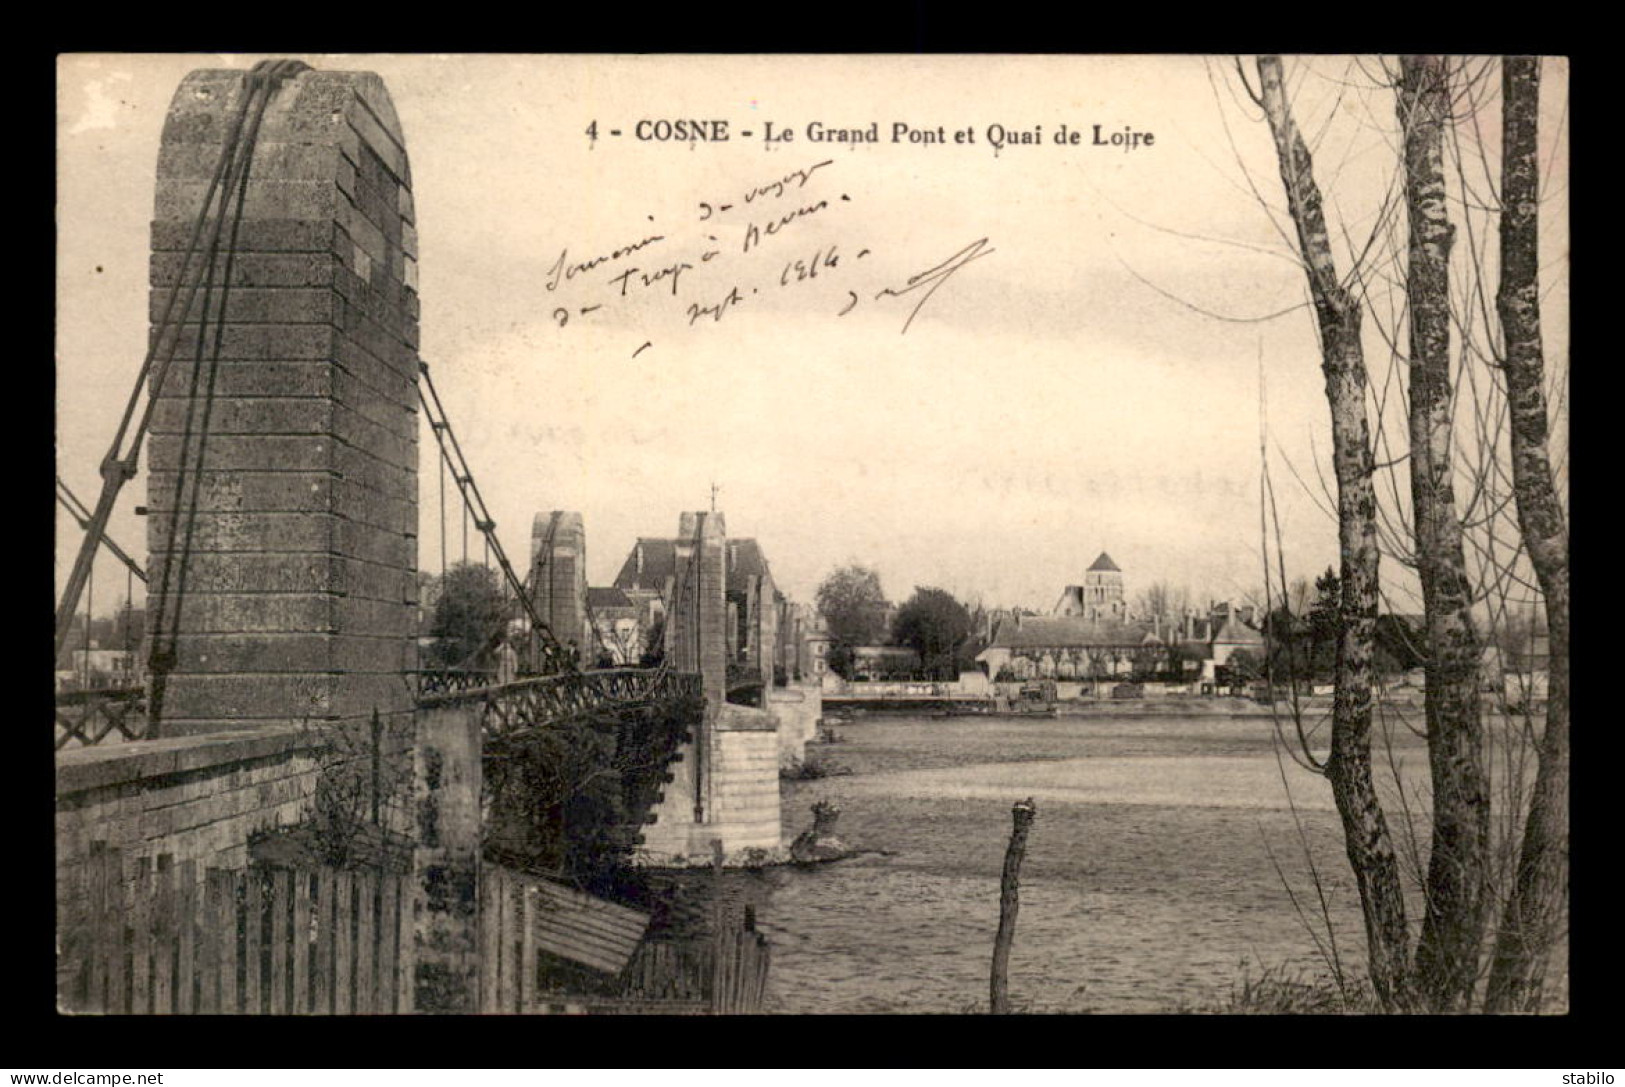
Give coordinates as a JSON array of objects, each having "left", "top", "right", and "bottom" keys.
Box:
[{"left": 55, "top": 54, "right": 1569, "bottom": 618}]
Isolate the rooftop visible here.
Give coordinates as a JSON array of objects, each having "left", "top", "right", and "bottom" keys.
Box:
[
  {"left": 988, "top": 616, "right": 1157, "bottom": 649},
  {"left": 611, "top": 538, "right": 678, "bottom": 592},
  {"left": 587, "top": 586, "right": 633, "bottom": 610},
  {"left": 611, "top": 536, "right": 774, "bottom": 595}
]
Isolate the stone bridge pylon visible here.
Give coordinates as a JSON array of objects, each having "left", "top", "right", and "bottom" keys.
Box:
[
  {"left": 530, "top": 511, "right": 590, "bottom": 665},
  {"left": 146, "top": 66, "right": 420, "bottom": 738}
]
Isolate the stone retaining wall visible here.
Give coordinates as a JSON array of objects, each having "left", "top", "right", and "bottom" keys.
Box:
[{"left": 55, "top": 725, "right": 323, "bottom": 921}]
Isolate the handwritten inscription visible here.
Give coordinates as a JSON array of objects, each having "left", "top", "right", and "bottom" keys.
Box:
[
  {"left": 544, "top": 157, "right": 992, "bottom": 352},
  {"left": 545, "top": 234, "right": 666, "bottom": 292},
  {"left": 875, "top": 238, "right": 995, "bottom": 334},
  {"left": 743, "top": 200, "right": 830, "bottom": 254},
  {"left": 744, "top": 159, "right": 834, "bottom": 202},
  {"left": 687, "top": 285, "right": 745, "bottom": 326},
  {"left": 608, "top": 259, "right": 693, "bottom": 298}
]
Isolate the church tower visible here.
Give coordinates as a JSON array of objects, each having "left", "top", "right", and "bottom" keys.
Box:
[
  {"left": 1083, "top": 552, "right": 1127, "bottom": 622},
  {"left": 1052, "top": 551, "right": 1129, "bottom": 622}
]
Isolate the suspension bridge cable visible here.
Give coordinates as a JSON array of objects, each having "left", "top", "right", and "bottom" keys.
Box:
[
  {"left": 126, "top": 564, "right": 135, "bottom": 657},
  {"left": 417, "top": 360, "right": 561, "bottom": 656},
  {"left": 438, "top": 443, "right": 447, "bottom": 580},
  {"left": 83, "top": 554, "right": 93, "bottom": 689}
]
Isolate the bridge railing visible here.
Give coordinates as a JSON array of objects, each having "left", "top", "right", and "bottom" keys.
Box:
[
  {"left": 416, "top": 668, "right": 702, "bottom": 741},
  {"left": 55, "top": 668, "right": 701, "bottom": 751},
  {"left": 55, "top": 686, "right": 148, "bottom": 750},
  {"left": 408, "top": 668, "right": 498, "bottom": 696}
]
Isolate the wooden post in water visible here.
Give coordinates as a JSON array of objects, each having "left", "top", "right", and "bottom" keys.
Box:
[{"left": 990, "top": 797, "right": 1037, "bottom": 1015}]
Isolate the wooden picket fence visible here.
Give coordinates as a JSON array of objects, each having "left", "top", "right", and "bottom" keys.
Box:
[
  {"left": 61, "top": 843, "right": 410, "bottom": 1015},
  {"left": 478, "top": 863, "right": 651, "bottom": 1013},
  {"left": 619, "top": 929, "right": 771, "bottom": 1013},
  {"left": 709, "top": 928, "right": 771, "bottom": 1014},
  {"left": 62, "top": 844, "right": 770, "bottom": 1015}
]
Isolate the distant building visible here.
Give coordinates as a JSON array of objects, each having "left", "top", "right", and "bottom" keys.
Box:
[
  {"left": 1501, "top": 611, "right": 1552, "bottom": 706},
  {"left": 776, "top": 597, "right": 829, "bottom": 683},
  {"left": 849, "top": 645, "right": 923, "bottom": 680},
  {"left": 799, "top": 604, "right": 830, "bottom": 681},
  {"left": 1053, "top": 552, "right": 1131, "bottom": 623},
  {"left": 586, "top": 586, "right": 642, "bottom": 665},
  {"left": 725, "top": 539, "right": 779, "bottom": 686},
  {"left": 56, "top": 647, "right": 142, "bottom": 690},
  {"left": 613, "top": 534, "right": 821, "bottom": 684},
  {"left": 1209, "top": 616, "right": 1266, "bottom": 668},
  {"left": 977, "top": 615, "right": 1172, "bottom": 680},
  {"left": 975, "top": 606, "right": 1038, "bottom": 642},
  {"left": 980, "top": 569, "right": 1270, "bottom": 684},
  {"left": 607, "top": 538, "right": 673, "bottom": 657}
]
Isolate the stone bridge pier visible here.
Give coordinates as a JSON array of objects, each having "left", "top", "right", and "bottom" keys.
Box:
[{"left": 638, "top": 512, "right": 784, "bottom": 865}]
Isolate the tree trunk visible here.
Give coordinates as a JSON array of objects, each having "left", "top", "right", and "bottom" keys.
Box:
[
  {"left": 1256, "top": 55, "right": 1415, "bottom": 1011},
  {"left": 1396, "top": 54, "right": 1493, "bottom": 1012},
  {"left": 990, "top": 798, "right": 1036, "bottom": 1014},
  {"left": 1484, "top": 56, "right": 1570, "bottom": 1014}
]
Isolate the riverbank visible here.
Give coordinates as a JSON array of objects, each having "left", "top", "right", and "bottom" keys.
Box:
[{"left": 824, "top": 695, "right": 1426, "bottom": 719}]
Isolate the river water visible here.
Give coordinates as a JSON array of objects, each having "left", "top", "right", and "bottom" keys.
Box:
[{"left": 757, "top": 711, "right": 1434, "bottom": 1014}]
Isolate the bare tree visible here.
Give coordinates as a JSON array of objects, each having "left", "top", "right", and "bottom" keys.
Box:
[
  {"left": 1396, "top": 54, "right": 1492, "bottom": 1012},
  {"left": 1240, "top": 54, "right": 1567, "bottom": 1014},
  {"left": 1254, "top": 54, "right": 1417, "bottom": 1010},
  {"left": 1483, "top": 56, "right": 1570, "bottom": 1013},
  {"left": 1133, "top": 581, "right": 1191, "bottom": 630}
]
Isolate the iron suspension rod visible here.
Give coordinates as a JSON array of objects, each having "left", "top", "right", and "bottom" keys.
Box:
[
  {"left": 56, "top": 479, "right": 147, "bottom": 584},
  {"left": 418, "top": 361, "right": 558, "bottom": 649}
]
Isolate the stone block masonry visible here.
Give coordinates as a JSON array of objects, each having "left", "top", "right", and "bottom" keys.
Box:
[
  {"left": 409, "top": 705, "right": 482, "bottom": 1013},
  {"left": 55, "top": 727, "right": 324, "bottom": 937},
  {"left": 670, "top": 511, "right": 728, "bottom": 714},
  {"left": 770, "top": 682, "right": 823, "bottom": 768},
  {"left": 709, "top": 707, "right": 784, "bottom": 852},
  {"left": 641, "top": 512, "right": 727, "bottom": 859},
  {"left": 58, "top": 66, "right": 427, "bottom": 1008},
  {"left": 530, "top": 512, "right": 589, "bottom": 664},
  {"left": 146, "top": 67, "right": 418, "bottom": 737},
  {"left": 638, "top": 513, "right": 787, "bottom": 865}
]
